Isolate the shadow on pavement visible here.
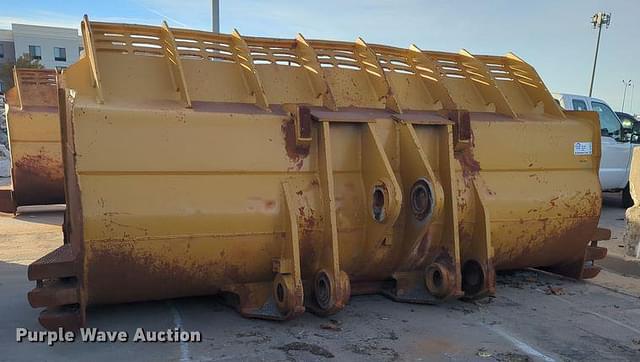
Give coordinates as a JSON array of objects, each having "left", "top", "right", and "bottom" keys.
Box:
[
  {"left": 11, "top": 210, "right": 64, "bottom": 227},
  {"left": 602, "top": 191, "right": 624, "bottom": 208}
]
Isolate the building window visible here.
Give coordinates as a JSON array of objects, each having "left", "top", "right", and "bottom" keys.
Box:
[
  {"left": 0, "top": 44, "right": 4, "bottom": 58},
  {"left": 54, "top": 47, "right": 66, "bottom": 62},
  {"left": 29, "top": 45, "right": 41, "bottom": 60}
]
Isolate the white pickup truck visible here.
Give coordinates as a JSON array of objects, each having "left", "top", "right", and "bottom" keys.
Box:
[{"left": 553, "top": 93, "right": 635, "bottom": 207}]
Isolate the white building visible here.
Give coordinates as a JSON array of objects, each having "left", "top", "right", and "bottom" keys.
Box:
[{"left": 0, "top": 23, "right": 82, "bottom": 91}]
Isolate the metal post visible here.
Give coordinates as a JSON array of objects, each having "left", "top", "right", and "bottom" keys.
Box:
[
  {"left": 630, "top": 83, "right": 635, "bottom": 114},
  {"left": 588, "top": 12, "right": 611, "bottom": 97},
  {"left": 212, "top": 0, "right": 220, "bottom": 33},
  {"left": 589, "top": 25, "right": 603, "bottom": 97},
  {"left": 622, "top": 80, "right": 629, "bottom": 112}
]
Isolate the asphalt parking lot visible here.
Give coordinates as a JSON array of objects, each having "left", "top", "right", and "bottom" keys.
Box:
[{"left": 0, "top": 185, "right": 639, "bottom": 361}]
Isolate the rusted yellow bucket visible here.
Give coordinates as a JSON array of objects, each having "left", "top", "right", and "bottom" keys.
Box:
[
  {"left": 28, "top": 16, "right": 608, "bottom": 330},
  {"left": 0, "top": 68, "right": 64, "bottom": 212}
]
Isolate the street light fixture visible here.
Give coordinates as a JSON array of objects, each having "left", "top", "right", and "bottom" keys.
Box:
[{"left": 588, "top": 11, "right": 611, "bottom": 97}]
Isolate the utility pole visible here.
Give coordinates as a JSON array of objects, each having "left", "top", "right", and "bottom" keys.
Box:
[
  {"left": 589, "top": 11, "right": 611, "bottom": 97},
  {"left": 212, "top": 0, "right": 220, "bottom": 33},
  {"left": 630, "top": 83, "right": 635, "bottom": 115},
  {"left": 622, "top": 80, "right": 631, "bottom": 112}
]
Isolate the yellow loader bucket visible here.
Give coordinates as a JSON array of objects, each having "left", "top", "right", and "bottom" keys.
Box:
[
  {"left": 28, "top": 16, "right": 609, "bottom": 330},
  {"left": 0, "top": 68, "right": 64, "bottom": 212}
]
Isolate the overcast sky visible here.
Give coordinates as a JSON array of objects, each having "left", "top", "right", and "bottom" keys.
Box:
[{"left": 1, "top": 0, "right": 638, "bottom": 114}]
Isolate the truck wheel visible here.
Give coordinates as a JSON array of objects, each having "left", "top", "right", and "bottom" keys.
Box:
[{"left": 622, "top": 183, "right": 634, "bottom": 208}]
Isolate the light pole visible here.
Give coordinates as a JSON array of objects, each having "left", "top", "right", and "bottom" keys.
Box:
[
  {"left": 631, "top": 83, "right": 635, "bottom": 114},
  {"left": 212, "top": 0, "right": 220, "bottom": 33},
  {"left": 589, "top": 12, "right": 611, "bottom": 97},
  {"left": 622, "top": 80, "right": 632, "bottom": 112}
]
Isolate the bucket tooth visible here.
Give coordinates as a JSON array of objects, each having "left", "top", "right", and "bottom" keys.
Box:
[
  {"left": 38, "top": 305, "right": 82, "bottom": 331},
  {"left": 579, "top": 243, "right": 608, "bottom": 279},
  {"left": 585, "top": 245, "right": 607, "bottom": 261},
  {"left": 28, "top": 244, "right": 82, "bottom": 330},
  {"left": 28, "top": 278, "right": 79, "bottom": 308},
  {"left": 542, "top": 242, "right": 609, "bottom": 280},
  {"left": 28, "top": 244, "right": 76, "bottom": 281},
  {"left": 581, "top": 264, "right": 602, "bottom": 279},
  {"left": 591, "top": 227, "right": 611, "bottom": 242}
]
